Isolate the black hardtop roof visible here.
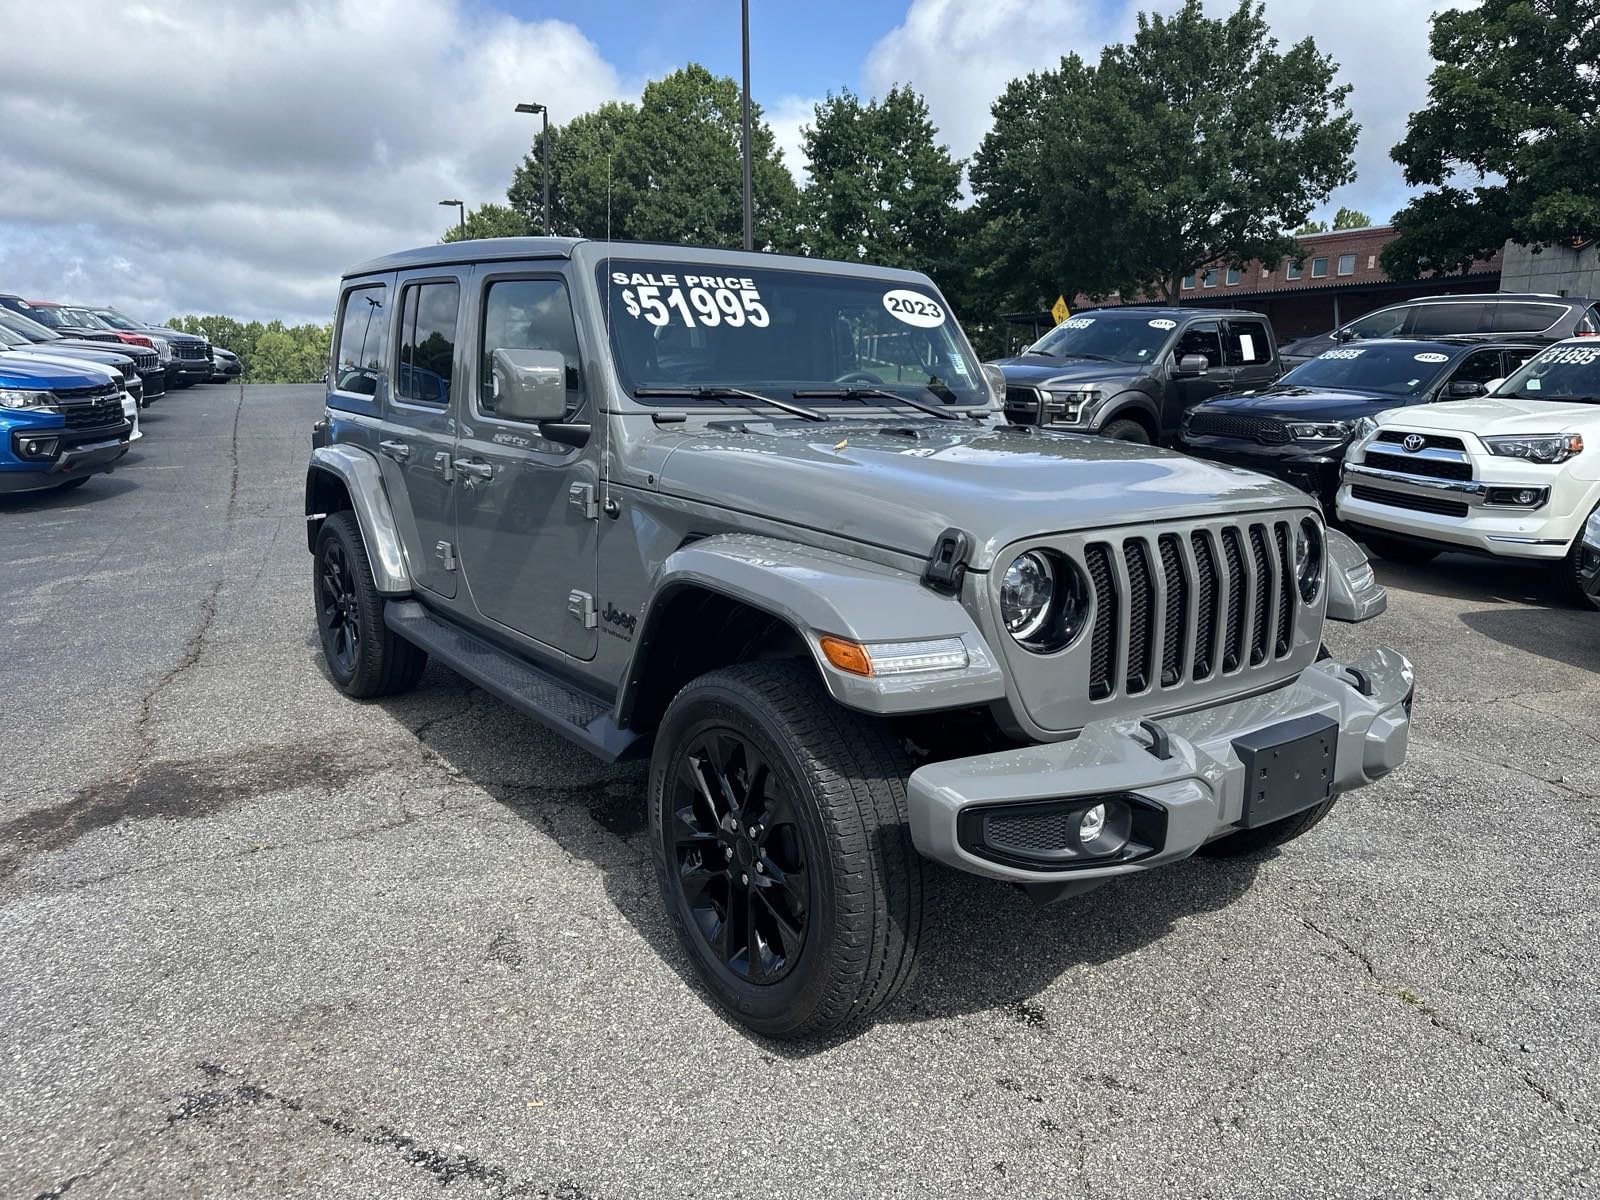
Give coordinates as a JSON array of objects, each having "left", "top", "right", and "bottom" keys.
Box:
[{"left": 340, "top": 237, "right": 935, "bottom": 285}]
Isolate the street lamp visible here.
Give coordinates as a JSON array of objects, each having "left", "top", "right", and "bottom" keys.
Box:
[
  {"left": 515, "top": 102, "right": 551, "bottom": 236},
  {"left": 438, "top": 198, "right": 465, "bottom": 237}
]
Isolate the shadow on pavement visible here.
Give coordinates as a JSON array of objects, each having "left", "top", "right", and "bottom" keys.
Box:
[
  {"left": 1363, "top": 551, "right": 1558, "bottom": 607},
  {"left": 1459, "top": 605, "right": 1600, "bottom": 673},
  {"left": 374, "top": 658, "right": 1268, "bottom": 1055},
  {"left": 0, "top": 471, "right": 140, "bottom": 511}
]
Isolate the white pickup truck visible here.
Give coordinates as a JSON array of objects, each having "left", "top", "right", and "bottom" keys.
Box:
[{"left": 1337, "top": 339, "right": 1600, "bottom": 600}]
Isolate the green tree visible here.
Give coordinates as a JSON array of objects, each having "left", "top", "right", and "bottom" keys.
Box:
[
  {"left": 799, "top": 86, "right": 963, "bottom": 283},
  {"left": 507, "top": 66, "right": 800, "bottom": 249},
  {"left": 441, "top": 202, "right": 532, "bottom": 243},
  {"left": 165, "top": 316, "right": 331, "bottom": 383},
  {"left": 972, "top": 1, "right": 1358, "bottom": 309},
  {"left": 1295, "top": 219, "right": 1329, "bottom": 235},
  {"left": 1383, "top": 0, "right": 1600, "bottom": 278},
  {"left": 1332, "top": 206, "right": 1372, "bottom": 229}
]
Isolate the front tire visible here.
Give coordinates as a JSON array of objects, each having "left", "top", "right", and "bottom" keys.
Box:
[
  {"left": 1101, "top": 418, "right": 1151, "bottom": 444},
  {"left": 649, "top": 660, "right": 929, "bottom": 1039},
  {"left": 1198, "top": 796, "right": 1338, "bottom": 858},
  {"left": 313, "top": 511, "right": 427, "bottom": 698},
  {"left": 1553, "top": 503, "right": 1600, "bottom": 606},
  {"left": 1362, "top": 534, "right": 1439, "bottom": 565}
]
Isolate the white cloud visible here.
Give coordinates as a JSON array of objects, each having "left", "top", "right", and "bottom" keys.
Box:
[
  {"left": 0, "top": 0, "right": 629, "bottom": 324},
  {"left": 766, "top": 94, "right": 823, "bottom": 187},
  {"left": 861, "top": 0, "right": 1469, "bottom": 221}
]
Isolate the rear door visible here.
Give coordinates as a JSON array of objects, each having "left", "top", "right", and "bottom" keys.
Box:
[
  {"left": 1222, "top": 316, "right": 1278, "bottom": 389},
  {"left": 450, "top": 267, "right": 600, "bottom": 660}
]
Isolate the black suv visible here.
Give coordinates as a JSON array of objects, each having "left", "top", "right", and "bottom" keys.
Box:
[
  {"left": 1280, "top": 293, "right": 1600, "bottom": 367},
  {"left": 991, "top": 306, "right": 1281, "bottom": 443},
  {"left": 1179, "top": 337, "right": 1542, "bottom": 508},
  {"left": 79, "top": 306, "right": 213, "bottom": 388}
]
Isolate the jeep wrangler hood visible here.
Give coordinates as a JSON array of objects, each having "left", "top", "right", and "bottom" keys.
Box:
[{"left": 654, "top": 421, "right": 1306, "bottom": 568}]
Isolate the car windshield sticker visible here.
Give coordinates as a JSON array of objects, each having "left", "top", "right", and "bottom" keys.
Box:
[
  {"left": 1322, "top": 347, "right": 1365, "bottom": 360},
  {"left": 1526, "top": 378, "right": 1542, "bottom": 390},
  {"left": 1059, "top": 317, "right": 1095, "bottom": 330},
  {"left": 1537, "top": 346, "right": 1600, "bottom": 366},
  {"left": 882, "top": 289, "right": 946, "bottom": 328},
  {"left": 613, "top": 271, "right": 771, "bottom": 329},
  {"left": 1238, "top": 333, "right": 1256, "bottom": 360},
  {"left": 1414, "top": 352, "right": 1449, "bottom": 363},
  {"left": 1148, "top": 318, "right": 1177, "bottom": 330},
  {"left": 1407, "top": 378, "right": 1421, "bottom": 388}
]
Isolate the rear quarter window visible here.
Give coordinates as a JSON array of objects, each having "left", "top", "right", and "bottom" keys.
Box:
[
  {"left": 333, "top": 283, "right": 389, "bottom": 396},
  {"left": 1485, "top": 302, "right": 1571, "bottom": 334},
  {"left": 1407, "top": 303, "right": 1490, "bottom": 336}
]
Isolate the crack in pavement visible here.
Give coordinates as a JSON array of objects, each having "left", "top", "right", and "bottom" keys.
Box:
[{"left": 1298, "top": 915, "right": 1578, "bottom": 1124}]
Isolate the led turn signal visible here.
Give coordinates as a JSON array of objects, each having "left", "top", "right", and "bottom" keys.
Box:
[{"left": 818, "top": 636, "right": 873, "bottom": 677}]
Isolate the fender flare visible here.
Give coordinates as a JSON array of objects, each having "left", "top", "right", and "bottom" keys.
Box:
[
  {"left": 1324, "top": 527, "right": 1387, "bottom": 622},
  {"left": 305, "top": 445, "right": 412, "bottom": 595},
  {"left": 620, "top": 533, "right": 1006, "bottom": 720},
  {"left": 1092, "top": 392, "right": 1160, "bottom": 437}
]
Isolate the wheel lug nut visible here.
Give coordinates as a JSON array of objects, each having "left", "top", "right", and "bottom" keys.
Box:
[
  {"left": 755, "top": 862, "right": 764, "bottom": 874},
  {"left": 747, "top": 825, "right": 757, "bottom": 838},
  {"left": 740, "top": 873, "right": 749, "bottom": 885},
  {"left": 724, "top": 846, "right": 733, "bottom": 860}
]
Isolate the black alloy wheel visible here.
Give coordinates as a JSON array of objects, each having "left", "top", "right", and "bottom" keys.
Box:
[
  {"left": 670, "top": 728, "right": 811, "bottom": 984},
  {"left": 317, "top": 538, "right": 361, "bottom": 678}
]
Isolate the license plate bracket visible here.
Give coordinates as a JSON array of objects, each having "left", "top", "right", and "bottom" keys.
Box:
[{"left": 1233, "top": 713, "right": 1338, "bottom": 829}]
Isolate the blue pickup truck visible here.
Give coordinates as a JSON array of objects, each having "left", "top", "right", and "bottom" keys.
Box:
[{"left": 0, "top": 358, "right": 133, "bottom": 495}]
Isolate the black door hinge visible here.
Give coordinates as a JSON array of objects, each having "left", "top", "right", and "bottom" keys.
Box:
[{"left": 923, "top": 527, "right": 973, "bottom": 595}]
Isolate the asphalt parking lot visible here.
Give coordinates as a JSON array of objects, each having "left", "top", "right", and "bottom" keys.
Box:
[{"left": 2, "top": 383, "right": 1598, "bottom": 1199}]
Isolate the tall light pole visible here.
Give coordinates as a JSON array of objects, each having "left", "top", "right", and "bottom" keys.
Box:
[
  {"left": 740, "top": 0, "right": 753, "bottom": 251},
  {"left": 515, "top": 102, "right": 551, "bottom": 235},
  {"left": 438, "top": 198, "right": 465, "bottom": 237}
]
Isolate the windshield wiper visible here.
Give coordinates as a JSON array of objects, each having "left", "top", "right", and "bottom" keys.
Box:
[
  {"left": 633, "top": 385, "right": 825, "bottom": 422},
  {"left": 1022, "top": 349, "right": 1057, "bottom": 357},
  {"left": 791, "top": 385, "right": 961, "bottom": 420}
]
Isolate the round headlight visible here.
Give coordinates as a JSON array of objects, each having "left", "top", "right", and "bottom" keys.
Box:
[
  {"left": 1001, "top": 551, "right": 1054, "bottom": 640},
  {"left": 1294, "top": 517, "right": 1323, "bottom": 603}
]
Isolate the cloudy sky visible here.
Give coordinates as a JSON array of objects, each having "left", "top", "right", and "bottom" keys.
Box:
[{"left": 0, "top": 0, "right": 1463, "bottom": 325}]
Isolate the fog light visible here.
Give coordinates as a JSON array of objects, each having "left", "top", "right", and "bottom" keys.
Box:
[
  {"left": 1485, "top": 486, "right": 1549, "bottom": 508},
  {"left": 1518, "top": 489, "right": 1538, "bottom": 505},
  {"left": 1078, "top": 803, "right": 1105, "bottom": 842},
  {"left": 15, "top": 436, "right": 60, "bottom": 460}
]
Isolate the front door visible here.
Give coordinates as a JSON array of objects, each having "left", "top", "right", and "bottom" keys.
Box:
[
  {"left": 1165, "top": 319, "right": 1232, "bottom": 432},
  {"left": 375, "top": 272, "right": 466, "bottom": 598},
  {"left": 451, "top": 270, "right": 600, "bottom": 660}
]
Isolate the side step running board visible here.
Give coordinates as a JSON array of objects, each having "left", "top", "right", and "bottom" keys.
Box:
[{"left": 384, "top": 600, "right": 643, "bottom": 762}]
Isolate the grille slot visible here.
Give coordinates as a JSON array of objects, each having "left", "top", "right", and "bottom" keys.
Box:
[
  {"left": 1274, "top": 523, "right": 1294, "bottom": 657},
  {"left": 1221, "top": 527, "right": 1246, "bottom": 672},
  {"left": 1191, "top": 531, "right": 1218, "bottom": 679},
  {"left": 1350, "top": 484, "right": 1470, "bottom": 518},
  {"left": 1158, "top": 534, "right": 1186, "bottom": 688},
  {"left": 1004, "top": 386, "right": 1042, "bottom": 423},
  {"left": 1248, "top": 525, "right": 1272, "bottom": 666},
  {"left": 60, "top": 398, "right": 125, "bottom": 429},
  {"left": 1363, "top": 451, "right": 1473, "bottom": 481},
  {"left": 1123, "top": 541, "right": 1154, "bottom": 694},
  {"left": 1086, "top": 544, "right": 1117, "bottom": 701}
]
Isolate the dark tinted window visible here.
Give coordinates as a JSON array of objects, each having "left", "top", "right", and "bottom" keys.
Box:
[
  {"left": 1223, "top": 320, "right": 1272, "bottom": 366},
  {"left": 396, "top": 282, "right": 459, "bottom": 405},
  {"left": 1280, "top": 343, "right": 1456, "bottom": 397},
  {"left": 1175, "top": 321, "right": 1223, "bottom": 368},
  {"left": 1576, "top": 305, "right": 1600, "bottom": 336},
  {"left": 1345, "top": 306, "right": 1408, "bottom": 339},
  {"left": 481, "top": 278, "right": 585, "bottom": 420},
  {"left": 1484, "top": 302, "right": 1568, "bottom": 334},
  {"left": 1446, "top": 349, "right": 1507, "bottom": 391},
  {"left": 333, "top": 284, "right": 388, "bottom": 396},
  {"left": 1408, "top": 303, "right": 1489, "bottom": 335}
]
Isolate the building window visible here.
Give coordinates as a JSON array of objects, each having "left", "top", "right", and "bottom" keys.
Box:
[
  {"left": 1202, "top": 268, "right": 1218, "bottom": 288},
  {"left": 1285, "top": 260, "right": 1303, "bottom": 281},
  {"left": 1225, "top": 267, "right": 1241, "bottom": 286},
  {"left": 1181, "top": 273, "right": 1196, "bottom": 290},
  {"left": 1337, "top": 253, "right": 1356, "bottom": 276},
  {"left": 1311, "top": 256, "right": 1329, "bottom": 279}
]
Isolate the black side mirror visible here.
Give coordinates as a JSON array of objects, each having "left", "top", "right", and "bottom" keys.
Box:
[
  {"left": 1447, "top": 379, "right": 1487, "bottom": 399},
  {"left": 1333, "top": 328, "right": 1355, "bottom": 342},
  {"left": 1177, "top": 353, "right": 1210, "bottom": 376}
]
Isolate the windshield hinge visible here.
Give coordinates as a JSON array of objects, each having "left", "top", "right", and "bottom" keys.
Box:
[{"left": 923, "top": 527, "right": 973, "bottom": 595}]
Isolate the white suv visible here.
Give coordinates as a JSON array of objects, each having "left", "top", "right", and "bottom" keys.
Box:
[{"left": 1336, "top": 339, "right": 1600, "bottom": 597}]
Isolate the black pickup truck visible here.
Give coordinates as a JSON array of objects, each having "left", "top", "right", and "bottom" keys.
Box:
[{"left": 990, "top": 306, "right": 1282, "bottom": 444}]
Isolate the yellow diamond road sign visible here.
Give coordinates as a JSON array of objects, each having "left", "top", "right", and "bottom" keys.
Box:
[{"left": 1051, "top": 295, "right": 1070, "bottom": 325}]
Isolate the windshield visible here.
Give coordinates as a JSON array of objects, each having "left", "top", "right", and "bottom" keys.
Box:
[
  {"left": 1278, "top": 343, "right": 1455, "bottom": 397},
  {"left": 0, "top": 309, "right": 57, "bottom": 342},
  {"left": 89, "top": 308, "right": 142, "bottom": 330},
  {"left": 1497, "top": 343, "right": 1600, "bottom": 402},
  {"left": 1025, "top": 312, "right": 1176, "bottom": 364},
  {"left": 60, "top": 307, "right": 110, "bottom": 329},
  {"left": 598, "top": 261, "right": 987, "bottom": 407},
  {"left": 10, "top": 303, "right": 73, "bottom": 330}
]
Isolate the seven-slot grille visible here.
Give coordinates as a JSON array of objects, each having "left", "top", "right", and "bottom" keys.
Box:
[
  {"left": 1186, "top": 411, "right": 1290, "bottom": 445},
  {"left": 1082, "top": 519, "right": 1301, "bottom": 702}
]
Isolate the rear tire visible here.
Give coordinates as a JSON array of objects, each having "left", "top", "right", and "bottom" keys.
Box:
[
  {"left": 313, "top": 511, "right": 427, "bottom": 698},
  {"left": 1553, "top": 504, "right": 1600, "bottom": 606},
  {"left": 1198, "top": 797, "right": 1338, "bottom": 858},
  {"left": 1362, "top": 535, "right": 1439, "bottom": 565},
  {"left": 1101, "top": 418, "right": 1151, "bottom": 444},
  {"left": 649, "top": 660, "right": 929, "bottom": 1039}
]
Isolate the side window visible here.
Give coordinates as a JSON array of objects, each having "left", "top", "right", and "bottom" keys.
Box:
[
  {"left": 1409, "top": 303, "right": 1488, "bottom": 336},
  {"left": 1448, "top": 349, "right": 1506, "bottom": 391},
  {"left": 1346, "top": 306, "right": 1408, "bottom": 338},
  {"left": 395, "top": 281, "right": 459, "bottom": 405},
  {"left": 1175, "top": 321, "right": 1223, "bottom": 368},
  {"left": 1223, "top": 320, "right": 1272, "bottom": 366},
  {"left": 333, "top": 284, "right": 388, "bottom": 395},
  {"left": 1576, "top": 305, "right": 1600, "bottom": 336},
  {"left": 481, "top": 278, "right": 585, "bottom": 421},
  {"left": 1485, "top": 302, "right": 1567, "bottom": 334}
]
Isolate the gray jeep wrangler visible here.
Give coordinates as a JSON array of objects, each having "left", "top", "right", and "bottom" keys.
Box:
[{"left": 306, "top": 239, "right": 1411, "bottom": 1039}]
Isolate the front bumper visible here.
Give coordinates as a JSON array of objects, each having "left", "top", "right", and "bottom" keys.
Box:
[
  {"left": 139, "top": 367, "right": 167, "bottom": 400},
  {"left": 0, "top": 428, "right": 131, "bottom": 493},
  {"left": 908, "top": 649, "right": 1412, "bottom": 883}
]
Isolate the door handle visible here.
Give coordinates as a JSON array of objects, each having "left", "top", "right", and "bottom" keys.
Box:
[
  {"left": 379, "top": 439, "right": 411, "bottom": 462},
  {"left": 452, "top": 458, "right": 494, "bottom": 480}
]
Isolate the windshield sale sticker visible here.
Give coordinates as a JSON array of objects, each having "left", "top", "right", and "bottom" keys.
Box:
[
  {"left": 1537, "top": 346, "right": 1600, "bottom": 366},
  {"left": 1059, "top": 317, "right": 1096, "bottom": 330},
  {"left": 882, "top": 289, "right": 946, "bottom": 328},
  {"left": 613, "top": 271, "right": 771, "bottom": 329},
  {"left": 1147, "top": 318, "right": 1177, "bottom": 330},
  {"left": 1321, "top": 347, "right": 1366, "bottom": 360},
  {"left": 1413, "top": 353, "right": 1450, "bottom": 363}
]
